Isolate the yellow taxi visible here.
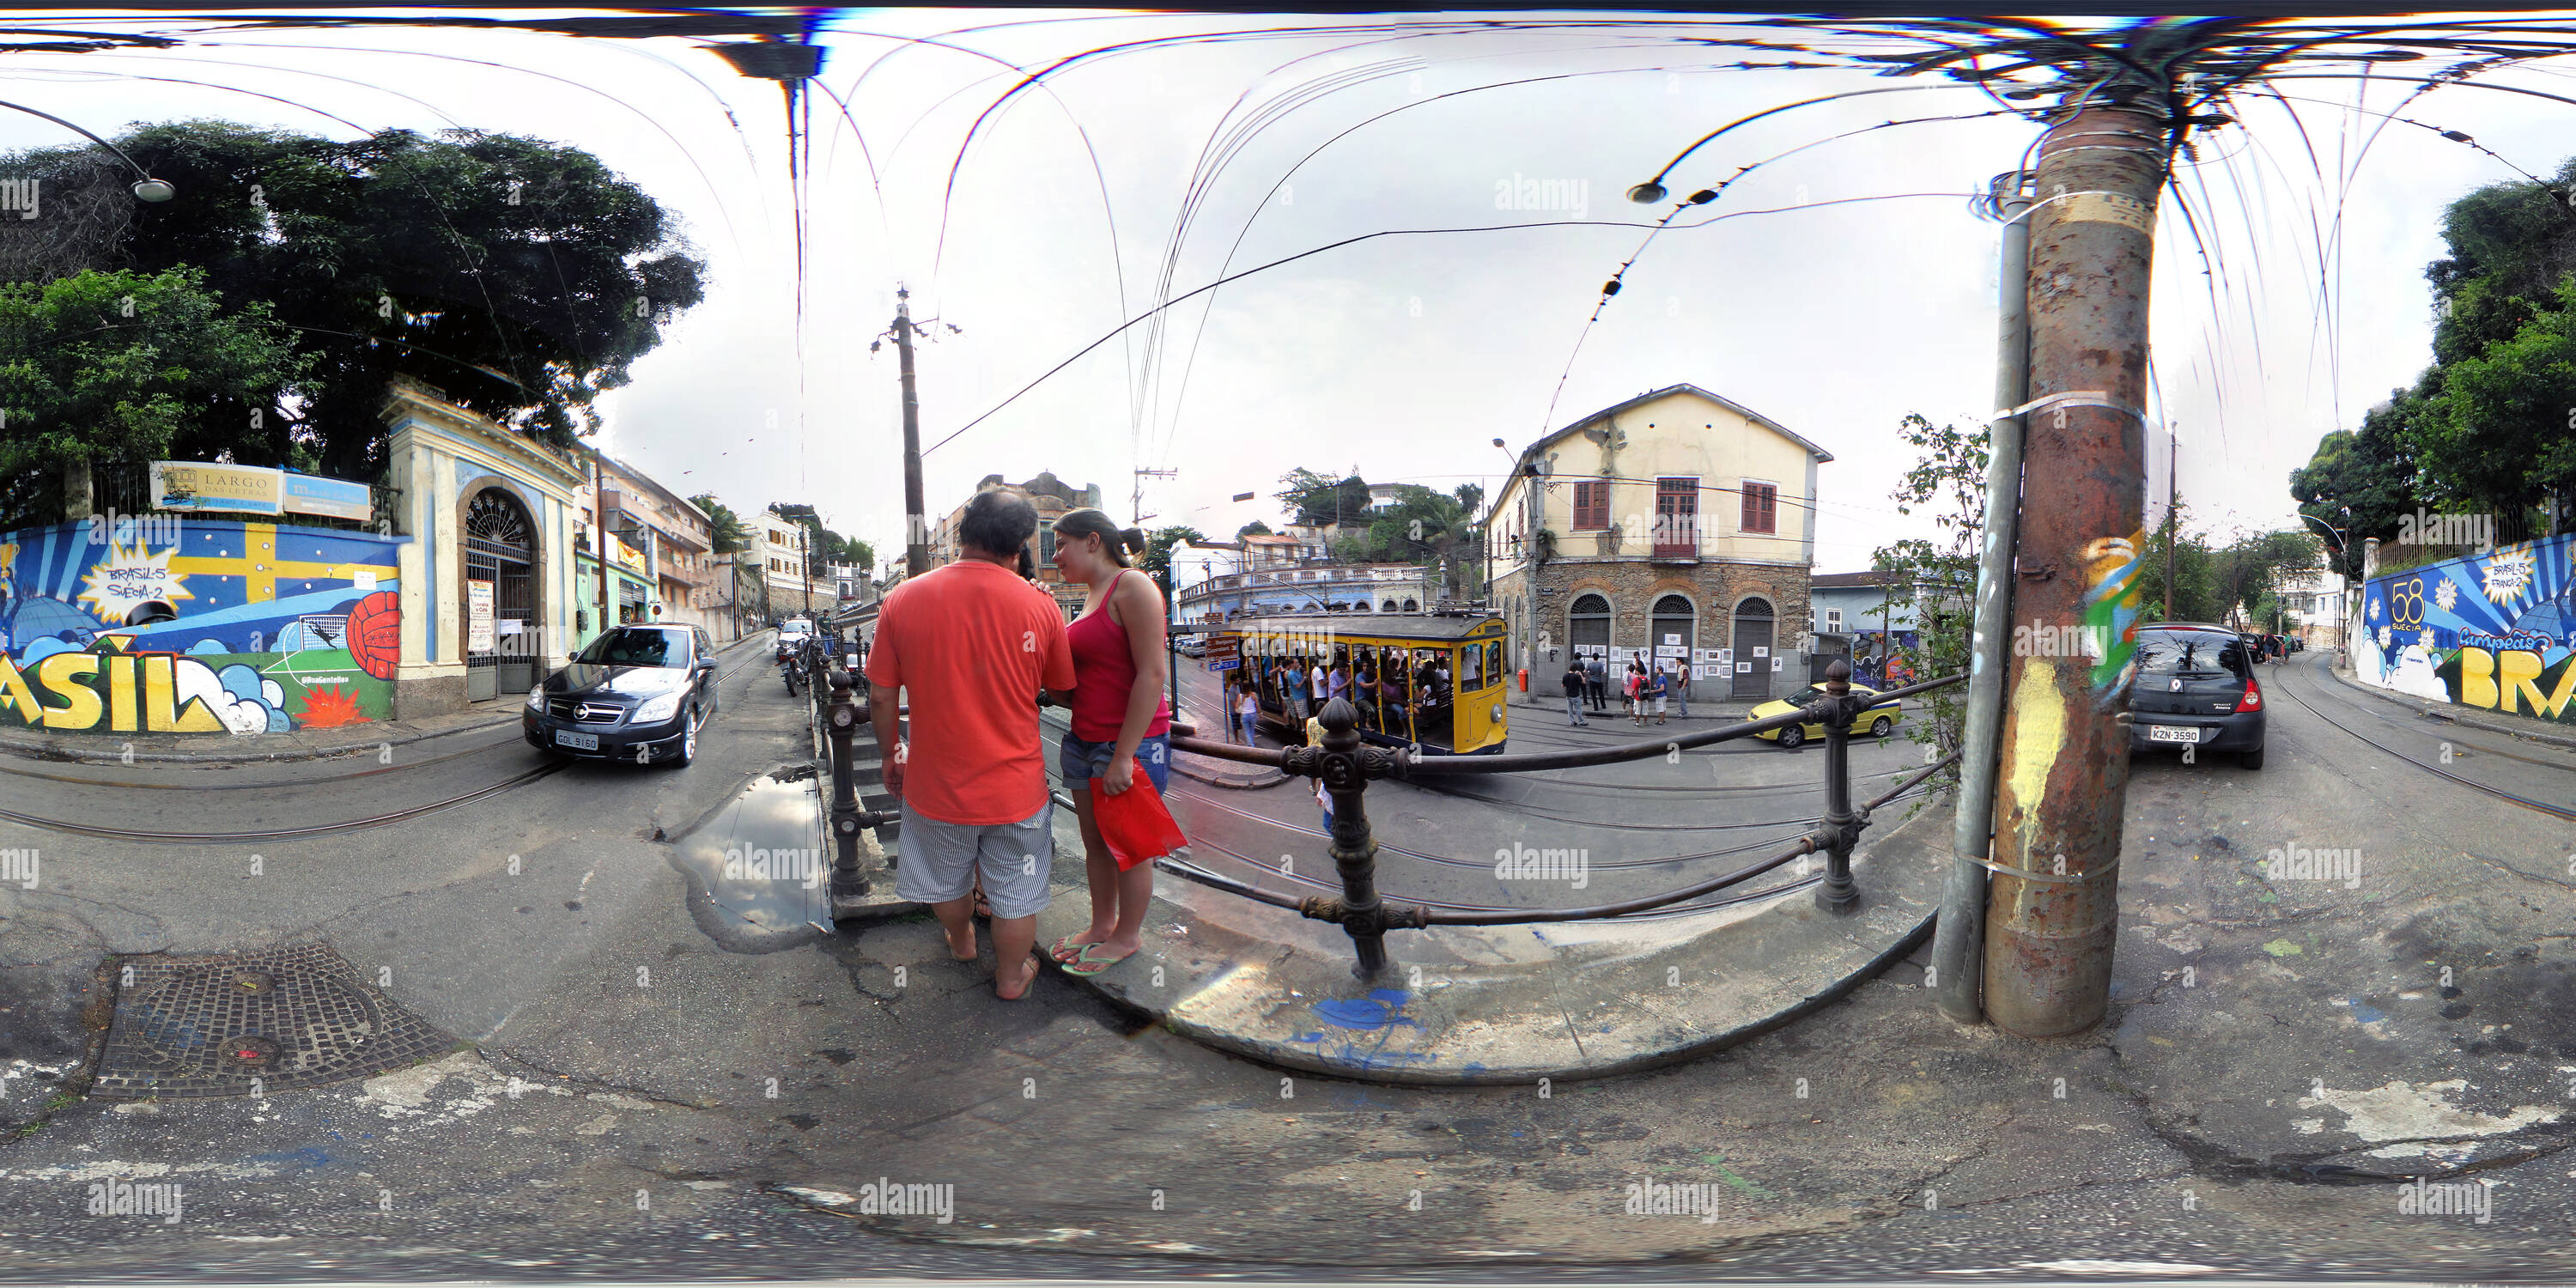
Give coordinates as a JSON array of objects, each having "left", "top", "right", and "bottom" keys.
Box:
[{"left": 1750, "top": 683, "right": 1903, "bottom": 750}]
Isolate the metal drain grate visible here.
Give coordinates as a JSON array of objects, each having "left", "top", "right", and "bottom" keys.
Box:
[{"left": 91, "top": 944, "right": 455, "bottom": 1098}]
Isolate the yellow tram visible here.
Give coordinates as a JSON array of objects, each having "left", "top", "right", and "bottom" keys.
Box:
[{"left": 1212, "top": 613, "right": 1510, "bottom": 755}]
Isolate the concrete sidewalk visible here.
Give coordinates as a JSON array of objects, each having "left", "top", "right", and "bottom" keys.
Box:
[{"left": 1042, "top": 803, "right": 1949, "bottom": 1084}]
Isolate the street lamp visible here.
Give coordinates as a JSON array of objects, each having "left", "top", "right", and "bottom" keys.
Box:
[
  {"left": 0, "top": 99, "right": 176, "bottom": 201},
  {"left": 2299, "top": 507, "right": 2354, "bottom": 652}
]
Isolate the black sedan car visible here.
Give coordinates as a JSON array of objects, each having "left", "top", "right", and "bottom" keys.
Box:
[
  {"left": 524, "top": 624, "right": 720, "bottom": 768},
  {"left": 2129, "top": 622, "right": 2266, "bottom": 769}
]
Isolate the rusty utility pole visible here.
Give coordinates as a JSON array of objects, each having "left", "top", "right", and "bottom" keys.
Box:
[
  {"left": 1981, "top": 104, "right": 2161, "bottom": 1038},
  {"left": 895, "top": 287, "right": 929, "bottom": 580}
]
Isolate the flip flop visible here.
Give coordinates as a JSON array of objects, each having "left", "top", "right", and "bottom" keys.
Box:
[
  {"left": 995, "top": 953, "right": 1042, "bottom": 1001},
  {"left": 1050, "top": 933, "right": 1096, "bottom": 963},
  {"left": 1060, "top": 944, "right": 1137, "bottom": 977}
]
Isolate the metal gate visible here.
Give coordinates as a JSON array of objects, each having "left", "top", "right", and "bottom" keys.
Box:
[
  {"left": 1650, "top": 594, "right": 1695, "bottom": 685},
  {"left": 1569, "top": 593, "right": 1610, "bottom": 665},
  {"left": 463, "top": 489, "right": 540, "bottom": 702},
  {"left": 1731, "top": 598, "right": 1775, "bottom": 701}
]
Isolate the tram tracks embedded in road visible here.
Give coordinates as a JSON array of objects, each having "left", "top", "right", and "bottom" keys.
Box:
[
  {"left": 0, "top": 759, "right": 573, "bottom": 843},
  {"left": 2265, "top": 662, "right": 2576, "bottom": 823},
  {"left": 0, "top": 638, "right": 787, "bottom": 841}
]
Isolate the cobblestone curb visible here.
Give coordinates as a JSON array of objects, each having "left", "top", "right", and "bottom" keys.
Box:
[{"left": 2320, "top": 657, "right": 2576, "bottom": 750}]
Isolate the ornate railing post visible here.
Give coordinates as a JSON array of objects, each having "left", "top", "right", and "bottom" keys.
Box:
[
  {"left": 825, "top": 670, "right": 869, "bottom": 904},
  {"left": 1274, "top": 697, "right": 1413, "bottom": 978},
  {"left": 1814, "top": 659, "right": 1866, "bottom": 914}
]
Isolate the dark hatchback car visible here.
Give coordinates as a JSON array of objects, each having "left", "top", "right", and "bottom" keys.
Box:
[
  {"left": 2129, "top": 622, "right": 2266, "bottom": 769},
  {"left": 524, "top": 624, "right": 720, "bottom": 769}
]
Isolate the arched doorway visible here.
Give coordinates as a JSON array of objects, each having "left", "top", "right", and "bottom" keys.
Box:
[
  {"left": 1569, "top": 592, "right": 1611, "bottom": 669},
  {"left": 1731, "top": 597, "right": 1775, "bottom": 701},
  {"left": 1651, "top": 593, "right": 1695, "bottom": 687},
  {"left": 463, "top": 487, "right": 540, "bottom": 702}
]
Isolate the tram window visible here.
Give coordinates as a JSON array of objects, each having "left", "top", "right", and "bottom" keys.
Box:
[{"left": 1484, "top": 642, "right": 1502, "bottom": 689}]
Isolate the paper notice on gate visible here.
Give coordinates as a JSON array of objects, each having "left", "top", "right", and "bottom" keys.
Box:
[{"left": 467, "top": 580, "right": 495, "bottom": 653}]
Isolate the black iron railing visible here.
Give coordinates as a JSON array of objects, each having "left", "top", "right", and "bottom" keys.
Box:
[
  {"left": 1163, "top": 659, "right": 1965, "bottom": 976},
  {"left": 806, "top": 635, "right": 1962, "bottom": 975}
]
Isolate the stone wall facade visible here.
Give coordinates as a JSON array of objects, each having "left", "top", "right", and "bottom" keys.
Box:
[{"left": 1495, "top": 556, "right": 1814, "bottom": 701}]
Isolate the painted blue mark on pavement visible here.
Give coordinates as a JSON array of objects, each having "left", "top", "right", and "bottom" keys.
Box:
[
  {"left": 1314, "top": 989, "right": 1416, "bottom": 1030},
  {"left": 2348, "top": 997, "right": 2386, "bottom": 1024},
  {"left": 249, "top": 1148, "right": 331, "bottom": 1167}
]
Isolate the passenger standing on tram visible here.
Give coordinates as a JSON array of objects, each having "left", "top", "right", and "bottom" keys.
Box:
[
  {"left": 1287, "top": 653, "right": 1310, "bottom": 725},
  {"left": 1328, "top": 655, "right": 1352, "bottom": 708},
  {"left": 1309, "top": 656, "right": 1327, "bottom": 718},
  {"left": 1045, "top": 508, "right": 1175, "bottom": 977}
]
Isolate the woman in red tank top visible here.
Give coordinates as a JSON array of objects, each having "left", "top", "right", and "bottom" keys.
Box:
[{"left": 1047, "top": 508, "right": 1174, "bottom": 975}]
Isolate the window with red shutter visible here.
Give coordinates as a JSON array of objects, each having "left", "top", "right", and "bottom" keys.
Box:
[
  {"left": 1741, "top": 482, "right": 1778, "bottom": 535},
  {"left": 1572, "top": 482, "right": 1608, "bottom": 530}
]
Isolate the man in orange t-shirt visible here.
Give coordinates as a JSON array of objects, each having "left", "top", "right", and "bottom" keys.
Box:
[{"left": 866, "top": 489, "right": 1076, "bottom": 1000}]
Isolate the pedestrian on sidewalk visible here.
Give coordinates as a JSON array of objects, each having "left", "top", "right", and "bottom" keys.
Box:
[
  {"left": 1625, "top": 658, "right": 1647, "bottom": 726},
  {"left": 1562, "top": 658, "right": 1589, "bottom": 726},
  {"left": 1585, "top": 653, "right": 1607, "bottom": 712},
  {"left": 1650, "top": 663, "right": 1669, "bottom": 725},
  {"left": 1235, "top": 682, "right": 1261, "bottom": 747},
  {"left": 1306, "top": 713, "right": 1333, "bottom": 833},
  {"left": 1665, "top": 656, "right": 1691, "bottom": 718},
  {"left": 866, "top": 489, "right": 1075, "bottom": 1002},
  {"left": 1045, "top": 508, "right": 1178, "bottom": 979}
]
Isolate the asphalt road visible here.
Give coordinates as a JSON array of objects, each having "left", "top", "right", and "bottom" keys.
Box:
[{"left": 1, "top": 647, "right": 2572, "bottom": 1280}]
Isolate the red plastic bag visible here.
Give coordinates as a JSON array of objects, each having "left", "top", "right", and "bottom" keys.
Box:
[{"left": 1089, "top": 762, "right": 1188, "bottom": 872}]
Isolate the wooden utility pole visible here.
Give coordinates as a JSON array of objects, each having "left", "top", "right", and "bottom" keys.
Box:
[
  {"left": 895, "top": 287, "right": 928, "bottom": 579},
  {"left": 2164, "top": 429, "right": 2177, "bottom": 621},
  {"left": 1982, "top": 103, "right": 2161, "bottom": 1038}
]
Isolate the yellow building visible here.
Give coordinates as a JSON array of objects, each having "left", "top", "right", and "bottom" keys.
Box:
[{"left": 1484, "top": 384, "right": 1831, "bottom": 703}]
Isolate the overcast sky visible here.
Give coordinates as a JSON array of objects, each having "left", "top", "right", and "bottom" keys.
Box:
[{"left": 8, "top": 8, "right": 2568, "bottom": 590}]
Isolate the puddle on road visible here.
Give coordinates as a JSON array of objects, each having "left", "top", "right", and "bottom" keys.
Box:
[{"left": 666, "top": 763, "right": 831, "bottom": 952}]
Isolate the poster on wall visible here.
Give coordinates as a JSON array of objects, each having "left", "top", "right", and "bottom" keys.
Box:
[
  {"left": 1735, "top": 662, "right": 1752, "bottom": 674},
  {"left": 150, "top": 462, "right": 373, "bottom": 521},
  {"left": 1662, "top": 632, "right": 1681, "bottom": 646},
  {"left": 2358, "top": 535, "right": 2575, "bottom": 722},
  {"left": 467, "top": 580, "right": 495, "bottom": 654},
  {"left": 151, "top": 462, "right": 283, "bottom": 516},
  {"left": 1694, "top": 664, "right": 1720, "bottom": 679}
]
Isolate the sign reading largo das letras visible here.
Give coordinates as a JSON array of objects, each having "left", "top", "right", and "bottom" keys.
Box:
[{"left": 150, "top": 461, "right": 373, "bottom": 523}]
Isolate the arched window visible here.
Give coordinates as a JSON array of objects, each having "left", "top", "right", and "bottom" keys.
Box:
[
  {"left": 1382, "top": 599, "right": 1399, "bottom": 613},
  {"left": 1730, "top": 597, "right": 1777, "bottom": 701},
  {"left": 1401, "top": 598, "right": 1419, "bottom": 612},
  {"left": 1570, "top": 592, "right": 1611, "bottom": 663}
]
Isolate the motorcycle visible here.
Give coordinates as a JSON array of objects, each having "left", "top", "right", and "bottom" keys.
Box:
[{"left": 780, "top": 635, "right": 805, "bottom": 696}]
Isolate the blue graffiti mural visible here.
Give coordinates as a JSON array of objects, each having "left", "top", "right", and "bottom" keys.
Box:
[{"left": 2359, "top": 534, "right": 2576, "bottom": 721}]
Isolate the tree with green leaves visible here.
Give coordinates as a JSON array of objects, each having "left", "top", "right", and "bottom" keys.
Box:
[
  {"left": 1274, "top": 466, "right": 1370, "bottom": 528},
  {"left": 1868, "top": 413, "right": 1986, "bottom": 793},
  {"left": 1236, "top": 520, "right": 1272, "bottom": 538},
  {"left": 52, "top": 121, "right": 705, "bottom": 478},
  {"left": 1137, "top": 525, "right": 1205, "bottom": 598},
  {"left": 691, "top": 494, "right": 750, "bottom": 556},
  {"left": 2292, "top": 161, "right": 2576, "bottom": 542},
  {"left": 0, "top": 267, "right": 312, "bottom": 526}
]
